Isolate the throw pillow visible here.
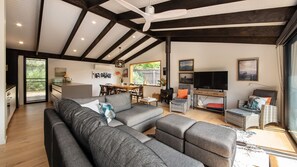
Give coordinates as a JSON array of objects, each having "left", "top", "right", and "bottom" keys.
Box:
[
  {"left": 89, "top": 126, "right": 167, "bottom": 167},
  {"left": 177, "top": 89, "right": 188, "bottom": 99},
  {"left": 247, "top": 96, "right": 269, "bottom": 111},
  {"left": 81, "top": 100, "right": 100, "bottom": 113},
  {"left": 99, "top": 103, "right": 116, "bottom": 123}
]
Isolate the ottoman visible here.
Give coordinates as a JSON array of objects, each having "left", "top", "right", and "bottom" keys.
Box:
[
  {"left": 185, "top": 122, "right": 237, "bottom": 167},
  {"left": 225, "top": 108, "right": 260, "bottom": 130},
  {"left": 155, "top": 114, "right": 196, "bottom": 152}
]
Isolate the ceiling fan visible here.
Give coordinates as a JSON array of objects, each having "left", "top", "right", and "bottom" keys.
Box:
[{"left": 115, "top": 0, "right": 188, "bottom": 32}]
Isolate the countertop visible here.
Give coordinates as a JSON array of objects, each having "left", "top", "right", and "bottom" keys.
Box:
[
  {"left": 52, "top": 82, "right": 91, "bottom": 87},
  {"left": 6, "top": 84, "right": 16, "bottom": 91}
]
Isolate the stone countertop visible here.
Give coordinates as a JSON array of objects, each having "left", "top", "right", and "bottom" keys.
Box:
[
  {"left": 6, "top": 84, "right": 16, "bottom": 91},
  {"left": 52, "top": 82, "right": 91, "bottom": 87}
]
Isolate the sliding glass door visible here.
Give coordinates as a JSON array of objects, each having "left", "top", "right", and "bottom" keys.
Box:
[
  {"left": 24, "top": 58, "right": 48, "bottom": 103},
  {"left": 286, "top": 35, "right": 297, "bottom": 144}
]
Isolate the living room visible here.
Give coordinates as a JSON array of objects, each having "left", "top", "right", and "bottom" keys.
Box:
[{"left": 1, "top": 0, "right": 297, "bottom": 167}]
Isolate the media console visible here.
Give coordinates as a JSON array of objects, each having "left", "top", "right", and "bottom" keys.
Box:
[{"left": 193, "top": 89, "right": 227, "bottom": 114}]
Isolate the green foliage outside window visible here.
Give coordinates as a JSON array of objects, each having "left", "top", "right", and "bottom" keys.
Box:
[
  {"left": 130, "top": 61, "right": 161, "bottom": 86},
  {"left": 26, "top": 58, "right": 46, "bottom": 92}
]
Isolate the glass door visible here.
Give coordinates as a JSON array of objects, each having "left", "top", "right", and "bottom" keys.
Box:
[
  {"left": 286, "top": 35, "right": 297, "bottom": 144},
  {"left": 24, "top": 58, "right": 48, "bottom": 103}
]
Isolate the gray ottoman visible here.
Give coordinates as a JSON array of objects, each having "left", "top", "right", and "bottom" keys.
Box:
[
  {"left": 155, "top": 114, "right": 196, "bottom": 152},
  {"left": 185, "top": 122, "right": 237, "bottom": 167}
]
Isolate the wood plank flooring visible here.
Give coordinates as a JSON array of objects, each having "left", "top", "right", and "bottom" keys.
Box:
[{"left": 0, "top": 102, "right": 296, "bottom": 167}]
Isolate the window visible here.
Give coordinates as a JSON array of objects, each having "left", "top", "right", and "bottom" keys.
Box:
[{"left": 130, "top": 61, "right": 161, "bottom": 86}]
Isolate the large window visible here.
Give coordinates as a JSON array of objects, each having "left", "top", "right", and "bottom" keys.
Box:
[{"left": 130, "top": 61, "right": 161, "bottom": 86}]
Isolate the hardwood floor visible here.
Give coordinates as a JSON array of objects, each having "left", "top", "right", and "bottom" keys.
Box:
[{"left": 0, "top": 102, "right": 296, "bottom": 167}]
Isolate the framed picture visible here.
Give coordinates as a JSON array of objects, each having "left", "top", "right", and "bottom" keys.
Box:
[
  {"left": 237, "top": 58, "right": 259, "bottom": 81},
  {"left": 55, "top": 67, "right": 66, "bottom": 77},
  {"left": 179, "top": 73, "right": 194, "bottom": 84},
  {"left": 122, "top": 68, "right": 128, "bottom": 77},
  {"left": 179, "top": 59, "right": 194, "bottom": 71}
]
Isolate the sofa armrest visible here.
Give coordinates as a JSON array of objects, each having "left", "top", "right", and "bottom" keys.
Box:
[
  {"left": 260, "top": 105, "right": 278, "bottom": 129},
  {"left": 237, "top": 100, "right": 248, "bottom": 108}
]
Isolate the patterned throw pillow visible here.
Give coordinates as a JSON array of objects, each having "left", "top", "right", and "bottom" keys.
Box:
[
  {"left": 247, "top": 96, "right": 269, "bottom": 111},
  {"left": 99, "top": 103, "right": 116, "bottom": 123}
]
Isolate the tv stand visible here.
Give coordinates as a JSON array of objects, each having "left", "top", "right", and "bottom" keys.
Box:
[{"left": 193, "top": 89, "right": 227, "bottom": 114}]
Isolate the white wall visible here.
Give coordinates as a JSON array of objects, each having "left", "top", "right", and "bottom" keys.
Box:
[
  {"left": 123, "top": 43, "right": 166, "bottom": 97},
  {"left": 123, "top": 41, "right": 280, "bottom": 109},
  {"left": 0, "top": 0, "right": 6, "bottom": 144},
  {"left": 18, "top": 56, "right": 24, "bottom": 105},
  {"left": 48, "top": 59, "right": 119, "bottom": 98},
  {"left": 170, "top": 42, "right": 279, "bottom": 108}
]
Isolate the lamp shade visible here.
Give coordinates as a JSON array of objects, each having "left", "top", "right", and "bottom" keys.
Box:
[{"left": 115, "top": 60, "right": 125, "bottom": 68}]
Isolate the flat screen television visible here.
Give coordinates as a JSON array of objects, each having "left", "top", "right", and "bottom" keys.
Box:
[{"left": 194, "top": 71, "right": 228, "bottom": 90}]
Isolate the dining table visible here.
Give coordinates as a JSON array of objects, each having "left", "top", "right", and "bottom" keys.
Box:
[{"left": 106, "top": 84, "right": 139, "bottom": 92}]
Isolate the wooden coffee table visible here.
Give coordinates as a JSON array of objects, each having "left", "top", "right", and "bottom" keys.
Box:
[{"left": 140, "top": 97, "right": 158, "bottom": 106}]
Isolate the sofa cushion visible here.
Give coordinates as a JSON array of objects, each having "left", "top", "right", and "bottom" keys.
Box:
[
  {"left": 115, "top": 103, "right": 163, "bottom": 127},
  {"left": 145, "top": 139, "right": 204, "bottom": 167},
  {"left": 72, "top": 96, "right": 106, "bottom": 104},
  {"left": 71, "top": 107, "right": 107, "bottom": 154},
  {"left": 89, "top": 126, "right": 167, "bottom": 167},
  {"left": 105, "top": 93, "right": 131, "bottom": 113},
  {"left": 55, "top": 99, "right": 81, "bottom": 127},
  {"left": 116, "top": 125, "right": 151, "bottom": 143}
]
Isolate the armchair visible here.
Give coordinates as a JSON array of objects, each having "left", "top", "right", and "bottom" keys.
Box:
[
  {"left": 225, "top": 89, "right": 278, "bottom": 130},
  {"left": 170, "top": 85, "right": 193, "bottom": 113}
]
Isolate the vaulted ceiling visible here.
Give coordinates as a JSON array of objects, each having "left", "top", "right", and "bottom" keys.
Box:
[{"left": 6, "top": 0, "right": 297, "bottom": 64}]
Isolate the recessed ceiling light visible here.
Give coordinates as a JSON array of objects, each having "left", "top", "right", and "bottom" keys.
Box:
[
  {"left": 73, "top": 49, "right": 77, "bottom": 52},
  {"left": 16, "top": 23, "right": 22, "bottom": 27},
  {"left": 81, "top": 37, "right": 85, "bottom": 41},
  {"left": 18, "top": 41, "right": 24, "bottom": 45},
  {"left": 92, "top": 21, "right": 96, "bottom": 24},
  {"left": 132, "top": 35, "right": 136, "bottom": 38},
  {"left": 108, "top": 55, "right": 111, "bottom": 58}
]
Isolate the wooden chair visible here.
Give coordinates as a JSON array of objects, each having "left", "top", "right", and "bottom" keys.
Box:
[
  {"left": 99, "top": 85, "right": 108, "bottom": 96},
  {"left": 131, "top": 85, "right": 143, "bottom": 102}
]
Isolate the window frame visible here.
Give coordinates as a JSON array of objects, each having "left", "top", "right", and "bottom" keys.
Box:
[{"left": 129, "top": 60, "right": 162, "bottom": 87}]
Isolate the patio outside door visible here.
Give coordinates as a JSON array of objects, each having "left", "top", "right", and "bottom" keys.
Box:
[{"left": 24, "top": 58, "right": 48, "bottom": 103}]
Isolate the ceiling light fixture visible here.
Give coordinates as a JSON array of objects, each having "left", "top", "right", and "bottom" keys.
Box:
[
  {"left": 16, "top": 23, "right": 22, "bottom": 27},
  {"left": 108, "top": 55, "right": 111, "bottom": 58},
  {"left": 81, "top": 37, "right": 85, "bottom": 41},
  {"left": 18, "top": 41, "right": 24, "bottom": 45},
  {"left": 132, "top": 35, "right": 136, "bottom": 38},
  {"left": 115, "top": 47, "right": 125, "bottom": 68},
  {"left": 73, "top": 49, "right": 77, "bottom": 52},
  {"left": 92, "top": 21, "right": 96, "bottom": 24}
]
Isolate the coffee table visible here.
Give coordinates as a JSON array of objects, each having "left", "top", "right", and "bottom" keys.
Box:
[{"left": 140, "top": 97, "right": 158, "bottom": 106}]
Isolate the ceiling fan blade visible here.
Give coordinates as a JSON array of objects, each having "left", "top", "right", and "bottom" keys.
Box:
[
  {"left": 115, "top": 0, "right": 147, "bottom": 18},
  {"left": 152, "top": 9, "right": 187, "bottom": 21},
  {"left": 143, "top": 19, "right": 151, "bottom": 32}
]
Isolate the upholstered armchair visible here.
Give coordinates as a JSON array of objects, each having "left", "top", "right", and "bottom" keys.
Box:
[
  {"left": 238, "top": 89, "right": 278, "bottom": 129},
  {"left": 170, "top": 85, "right": 193, "bottom": 113}
]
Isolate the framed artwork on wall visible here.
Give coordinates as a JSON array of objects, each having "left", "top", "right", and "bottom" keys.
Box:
[
  {"left": 237, "top": 58, "right": 259, "bottom": 81},
  {"left": 123, "top": 68, "right": 128, "bottom": 78},
  {"left": 179, "top": 59, "right": 194, "bottom": 71},
  {"left": 179, "top": 73, "right": 194, "bottom": 84}
]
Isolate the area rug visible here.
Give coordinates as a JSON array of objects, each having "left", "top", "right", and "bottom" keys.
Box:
[{"left": 222, "top": 126, "right": 270, "bottom": 167}]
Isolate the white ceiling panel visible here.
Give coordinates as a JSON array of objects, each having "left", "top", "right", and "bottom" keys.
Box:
[
  {"left": 38, "top": 0, "right": 82, "bottom": 54},
  {"left": 121, "top": 38, "right": 157, "bottom": 60},
  {"left": 151, "top": 22, "right": 286, "bottom": 31},
  {"left": 101, "top": 0, "right": 169, "bottom": 14},
  {"left": 132, "top": 0, "right": 297, "bottom": 24},
  {"left": 6, "top": 0, "right": 41, "bottom": 51},
  {"left": 65, "top": 12, "right": 110, "bottom": 57},
  {"left": 103, "top": 32, "right": 145, "bottom": 60},
  {"left": 86, "top": 24, "right": 130, "bottom": 59}
]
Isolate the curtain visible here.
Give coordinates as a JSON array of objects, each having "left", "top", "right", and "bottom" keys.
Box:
[{"left": 276, "top": 45, "right": 284, "bottom": 127}]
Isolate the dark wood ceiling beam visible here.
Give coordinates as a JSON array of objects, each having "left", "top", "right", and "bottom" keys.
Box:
[
  {"left": 125, "top": 40, "right": 163, "bottom": 63},
  {"left": 110, "top": 36, "right": 150, "bottom": 63},
  {"left": 85, "top": 0, "right": 108, "bottom": 8},
  {"left": 80, "top": 21, "right": 116, "bottom": 60},
  {"left": 153, "top": 26, "right": 284, "bottom": 37},
  {"left": 96, "top": 29, "right": 135, "bottom": 61},
  {"left": 61, "top": 9, "right": 88, "bottom": 58},
  {"left": 150, "top": 7, "right": 295, "bottom": 29},
  {"left": 36, "top": 0, "right": 44, "bottom": 55},
  {"left": 62, "top": 0, "right": 88, "bottom": 9},
  {"left": 7, "top": 48, "right": 109, "bottom": 63},
  {"left": 277, "top": 8, "right": 297, "bottom": 45},
  {"left": 117, "top": 0, "right": 243, "bottom": 21},
  {"left": 171, "top": 37, "right": 278, "bottom": 45}
]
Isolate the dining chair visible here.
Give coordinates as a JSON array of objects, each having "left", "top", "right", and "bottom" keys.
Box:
[{"left": 99, "top": 85, "right": 108, "bottom": 96}]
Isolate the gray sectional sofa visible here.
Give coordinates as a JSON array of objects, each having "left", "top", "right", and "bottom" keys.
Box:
[{"left": 45, "top": 93, "right": 204, "bottom": 167}]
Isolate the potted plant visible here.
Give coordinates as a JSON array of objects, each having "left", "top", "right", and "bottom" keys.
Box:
[{"left": 159, "top": 78, "right": 166, "bottom": 90}]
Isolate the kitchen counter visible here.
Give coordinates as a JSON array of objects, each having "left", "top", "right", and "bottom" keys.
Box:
[{"left": 52, "top": 82, "right": 90, "bottom": 87}]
